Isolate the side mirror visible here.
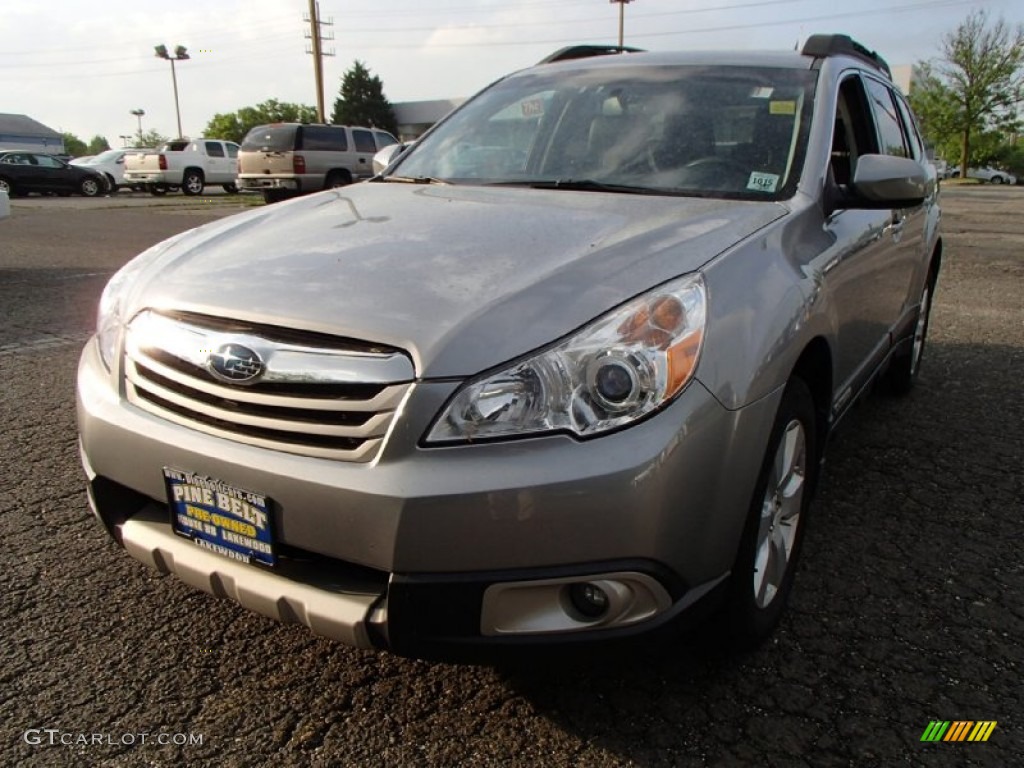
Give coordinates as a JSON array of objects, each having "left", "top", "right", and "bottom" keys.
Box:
[
  {"left": 372, "top": 143, "right": 410, "bottom": 175},
  {"left": 827, "top": 154, "right": 927, "bottom": 214}
]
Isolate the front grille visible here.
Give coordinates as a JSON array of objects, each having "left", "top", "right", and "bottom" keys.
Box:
[{"left": 123, "top": 310, "right": 415, "bottom": 462}]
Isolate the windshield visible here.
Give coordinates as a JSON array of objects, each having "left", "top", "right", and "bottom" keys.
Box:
[{"left": 392, "top": 64, "right": 817, "bottom": 200}]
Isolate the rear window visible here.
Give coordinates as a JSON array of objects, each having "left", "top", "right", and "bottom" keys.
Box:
[
  {"left": 241, "top": 126, "right": 298, "bottom": 152},
  {"left": 159, "top": 140, "right": 191, "bottom": 152}
]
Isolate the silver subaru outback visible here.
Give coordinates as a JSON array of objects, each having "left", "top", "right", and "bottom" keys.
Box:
[{"left": 77, "top": 35, "right": 940, "bottom": 659}]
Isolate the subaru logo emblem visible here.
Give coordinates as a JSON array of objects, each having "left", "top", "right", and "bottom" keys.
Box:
[{"left": 208, "top": 343, "right": 264, "bottom": 383}]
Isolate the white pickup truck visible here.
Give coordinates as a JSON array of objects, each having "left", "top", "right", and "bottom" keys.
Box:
[{"left": 123, "top": 138, "right": 240, "bottom": 196}]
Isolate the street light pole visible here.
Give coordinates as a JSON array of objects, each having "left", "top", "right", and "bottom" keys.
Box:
[
  {"left": 609, "top": 0, "right": 635, "bottom": 48},
  {"left": 130, "top": 108, "right": 145, "bottom": 140},
  {"left": 154, "top": 45, "right": 190, "bottom": 138}
]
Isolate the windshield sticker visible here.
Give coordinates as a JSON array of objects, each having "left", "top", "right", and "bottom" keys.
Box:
[
  {"left": 770, "top": 100, "right": 796, "bottom": 115},
  {"left": 747, "top": 172, "right": 780, "bottom": 193},
  {"left": 750, "top": 87, "right": 774, "bottom": 99},
  {"left": 521, "top": 99, "right": 545, "bottom": 117}
]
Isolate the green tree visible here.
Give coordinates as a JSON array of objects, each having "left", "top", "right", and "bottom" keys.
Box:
[
  {"left": 331, "top": 61, "right": 398, "bottom": 135},
  {"left": 62, "top": 132, "right": 88, "bottom": 157},
  {"left": 910, "top": 10, "right": 1024, "bottom": 176},
  {"left": 135, "top": 129, "right": 170, "bottom": 148},
  {"left": 203, "top": 99, "right": 318, "bottom": 144},
  {"left": 87, "top": 135, "right": 111, "bottom": 155}
]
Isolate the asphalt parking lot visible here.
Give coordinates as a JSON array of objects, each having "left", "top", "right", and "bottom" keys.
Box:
[{"left": 1, "top": 187, "right": 1021, "bottom": 767}]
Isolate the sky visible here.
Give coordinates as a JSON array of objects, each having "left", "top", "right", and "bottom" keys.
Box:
[{"left": 3, "top": 0, "right": 1022, "bottom": 150}]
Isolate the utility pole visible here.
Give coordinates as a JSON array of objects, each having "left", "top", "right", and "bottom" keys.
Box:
[
  {"left": 610, "top": 0, "right": 635, "bottom": 48},
  {"left": 305, "top": 0, "right": 335, "bottom": 123}
]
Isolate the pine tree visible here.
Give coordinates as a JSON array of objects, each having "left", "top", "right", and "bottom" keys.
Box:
[{"left": 331, "top": 61, "right": 398, "bottom": 135}]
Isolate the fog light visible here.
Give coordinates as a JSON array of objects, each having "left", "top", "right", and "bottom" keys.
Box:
[{"left": 568, "top": 582, "right": 610, "bottom": 619}]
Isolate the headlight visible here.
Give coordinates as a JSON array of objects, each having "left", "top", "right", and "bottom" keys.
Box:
[
  {"left": 96, "top": 230, "right": 192, "bottom": 370},
  {"left": 426, "top": 273, "right": 706, "bottom": 443}
]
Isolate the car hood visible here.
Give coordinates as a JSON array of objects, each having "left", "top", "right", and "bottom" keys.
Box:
[{"left": 127, "top": 183, "right": 786, "bottom": 377}]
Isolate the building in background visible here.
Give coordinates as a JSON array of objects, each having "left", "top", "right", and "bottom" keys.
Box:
[
  {"left": 0, "top": 114, "right": 64, "bottom": 154},
  {"left": 392, "top": 99, "right": 465, "bottom": 141}
]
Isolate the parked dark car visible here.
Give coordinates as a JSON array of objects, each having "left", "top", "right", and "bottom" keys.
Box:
[{"left": 0, "top": 151, "right": 109, "bottom": 197}]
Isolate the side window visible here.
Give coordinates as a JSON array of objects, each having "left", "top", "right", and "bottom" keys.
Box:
[
  {"left": 205, "top": 141, "right": 225, "bottom": 157},
  {"left": 863, "top": 78, "right": 909, "bottom": 158},
  {"left": 226, "top": 143, "right": 239, "bottom": 159},
  {"left": 374, "top": 132, "right": 398, "bottom": 150},
  {"left": 830, "top": 76, "right": 877, "bottom": 186},
  {"left": 303, "top": 126, "right": 347, "bottom": 151},
  {"left": 352, "top": 130, "right": 377, "bottom": 154},
  {"left": 36, "top": 155, "right": 62, "bottom": 168},
  {"left": 892, "top": 92, "right": 924, "bottom": 160}
]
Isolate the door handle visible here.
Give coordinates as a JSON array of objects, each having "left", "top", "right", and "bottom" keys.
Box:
[{"left": 884, "top": 213, "right": 906, "bottom": 240}]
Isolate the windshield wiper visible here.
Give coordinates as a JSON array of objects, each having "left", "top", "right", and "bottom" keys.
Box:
[
  {"left": 379, "top": 175, "right": 450, "bottom": 185},
  {"left": 490, "top": 179, "right": 662, "bottom": 195}
]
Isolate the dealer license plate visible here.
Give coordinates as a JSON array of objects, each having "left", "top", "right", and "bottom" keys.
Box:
[{"left": 164, "top": 468, "right": 276, "bottom": 567}]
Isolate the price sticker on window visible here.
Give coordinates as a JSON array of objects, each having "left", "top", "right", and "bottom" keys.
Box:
[{"left": 747, "top": 172, "right": 780, "bottom": 193}]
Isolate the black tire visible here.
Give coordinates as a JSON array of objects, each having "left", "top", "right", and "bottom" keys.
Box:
[
  {"left": 726, "top": 377, "right": 817, "bottom": 646},
  {"left": 0, "top": 177, "right": 14, "bottom": 196},
  {"left": 182, "top": 169, "right": 204, "bottom": 196},
  {"left": 148, "top": 184, "right": 168, "bottom": 196},
  {"left": 261, "top": 189, "right": 289, "bottom": 204},
  {"left": 79, "top": 177, "right": 101, "bottom": 197},
  {"left": 105, "top": 174, "right": 118, "bottom": 193},
  {"left": 887, "top": 269, "right": 936, "bottom": 395},
  {"left": 222, "top": 183, "right": 238, "bottom": 194},
  {"left": 324, "top": 171, "right": 351, "bottom": 189},
  {"left": 991, "top": 175, "right": 1004, "bottom": 185}
]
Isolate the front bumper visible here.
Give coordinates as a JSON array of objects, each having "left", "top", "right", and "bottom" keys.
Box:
[{"left": 77, "top": 338, "right": 780, "bottom": 656}]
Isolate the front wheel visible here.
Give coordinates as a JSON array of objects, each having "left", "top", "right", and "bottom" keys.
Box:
[
  {"left": 727, "top": 377, "right": 817, "bottom": 646},
  {"left": 0, "top": 177, "right": 13, "bottom": 195},
  {"left": 990, "top": 175, "right": 1004, "bottom": 184},
  {"left": 181, "top": 170, "right": 204, "bottom": 196},
  {"left": 79, "top": 177, "right": 101, "bottom": 197}
]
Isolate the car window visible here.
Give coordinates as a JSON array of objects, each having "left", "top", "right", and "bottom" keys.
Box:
[
  {"left": 892, "top": 91, "right": 925, "bottom": 161},
  {"left": 830, "top": 76, "right": 878, "bottom": 186},
  {"left": 863, "top": 77, "right": 909, "bottom": 158},
  {"left": 395, "top": 64, "right": 816, "bottom": 200},
  {"left": 205, "top": 141, "right": 225, "bottom": 157},
  {"left": 352, "top": 130, "right": 377, "bottom": 154},
  {"left": 159, "top": 140, "right": 191, "bottom": 152},
  {"left": 1, "top": 153, "right": 28, "bottom": 165},
  {"left": 242, "top": 125, "right": 297, "bottom": 152},
  {"left": 226, "top": 143, "right": 239, "bottom": 159},
  {"left": 374, "top": 132, "right": 398, "bottom": 150},
  {"left": 301, "top": 126, "right": 347, "bottom": 151},
  {"left": 35, "top": 155, "right": 63, "bottom": 168}
]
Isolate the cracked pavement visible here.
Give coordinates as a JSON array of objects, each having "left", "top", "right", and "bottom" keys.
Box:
[{"left": 1, "top": 188, "right": 1020, "bottom": 766}]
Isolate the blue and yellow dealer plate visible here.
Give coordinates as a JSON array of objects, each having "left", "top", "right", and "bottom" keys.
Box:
[{"left": 164, "top": 468, "right": 276, "bottom": 567}]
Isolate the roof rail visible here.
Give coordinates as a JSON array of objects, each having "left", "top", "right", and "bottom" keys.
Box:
[
  {"left": 538, "top": 44, "right": 644, "bottom": 65},
  {"left": 801, "top": 34, "right": 891, "bottom": 78}
]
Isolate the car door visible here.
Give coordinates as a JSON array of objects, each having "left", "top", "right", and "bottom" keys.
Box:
[
  {"left": 819, "top": 74, "right": 908, "bottom": 410},
  {"left": 34, "top": 154, "right": 78, "bottom": 192},
  {"left": 860, "top": 76, "right": 924, "bottom": 332},
  {"left": 351, "top": 129, "right": 377, "bottom": 179},
  {"left": 204, "top": 141, "right": 229, "bottom": 183}
]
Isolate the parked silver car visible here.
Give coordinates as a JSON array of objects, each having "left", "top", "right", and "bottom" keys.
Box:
[{"left": 78, "top": 35, "right": 941, "bottom": 659}]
